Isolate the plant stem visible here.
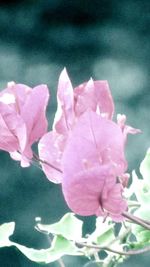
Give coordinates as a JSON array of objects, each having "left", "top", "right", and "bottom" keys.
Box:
[
  {"left": 33, "top": 152, "right": 63, "bottom": 173},
  {"left": 103, "top": 255, "right": 117, "bottom": 267},
  {"left": 122, "top": 211, "right": 150, "bottom": 230},
  {"left": 75, "top": 241, "right": 150, "bottom": 256},
  {"left": 75, "top": 220, "right": 150, "bottom": 257},
  {"left": 58, "top": 258, "right": 66, "bottom": 267}
]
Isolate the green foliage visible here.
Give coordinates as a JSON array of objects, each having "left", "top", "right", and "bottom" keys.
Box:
[
  {"left": 131, "top": 208, "right": 150, "bottom": 244},
  {"left": 0, "top": 213, "right": 125, "bottom": 266},
  {"left": 12, "top": 235, "right": 82, "bottom": 264},
  {"left": 1, "top": 149, "right": 150, "bottom": 266},
  {"left": 130, "top": 170, "right": 150, "bottom": 206},
  {"left": 88, "top": 217, "right": 115, "bottom": 246},
  {"left": 0, "top": 222, "right": 15, "bottom": 247},
  {"left": 36, "top": 212, "right": 83, "bottom": 240},
  {"left": 127, "top": 149, "right": 150, "bottom": 207},
  {"left": 140, "top": 148, "right": 150, "bottom": 183},
  {"left": 128, "top": 149, "right": 150, "bottom": 247},
  {"left": 0, "top": 219, "right": 82, "bottom": 264}
]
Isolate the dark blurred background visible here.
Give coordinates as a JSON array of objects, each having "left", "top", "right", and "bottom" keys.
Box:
[{"left": 0, "top": 0, "right": 149, "bottom": 266}]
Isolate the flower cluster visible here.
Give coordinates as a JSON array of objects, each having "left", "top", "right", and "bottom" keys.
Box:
[
  {"left": 0, "top": 82, "right": 49, "bottom": 166},
  {"left": 0, "top": 69, "right": 139, "bottom": 221}
]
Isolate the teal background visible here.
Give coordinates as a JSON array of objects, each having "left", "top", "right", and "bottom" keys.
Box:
[{"left": 0, "top": 1, "right": 149, "bottom": 266}]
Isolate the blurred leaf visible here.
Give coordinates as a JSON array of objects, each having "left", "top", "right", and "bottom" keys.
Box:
[
  {"left": 11, "top": 242, "right": 50, "bottom": 264},
  {"left": 126, "top": 150, "right": 150, "bottom": 207},
  {"left": 0, "top": 219, "right": 83, "bottom": 264},
  {"left": 88, "top": 217, "right": 115, "bottom": 246},
  {"left": 132, "top": 208, "right": 150, "bottom": 243},
  {"left": 0, "top": 222, "right": 15, "bottom": 247},
  {"left": 129, "top": 170, "right": 150, "bottom": 207},
  {"left": 124, "top": 170, "right": 140, "bottom": 201},
  {"left": 140, "top": 148, "right": 150, "bottom": 183},
  {"left": 11, "top": 235, "right": 82, "bottom": 264},
  {"left": 36, "top": 212, "right": 83, "bottom": 240},
  {"left": 128, "top": 150, "right": 150, "bottom": 244},
  {"left": 84, "top": 261, "right": 103, "bottom": 267}
]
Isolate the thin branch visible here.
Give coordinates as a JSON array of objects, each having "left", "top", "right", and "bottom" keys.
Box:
[
  {"left": 58, "top": 258, "right": 66, "bottom": 267},
  {"left": 36, "top": 220, "right": 150, "bottom": 260},
  {"left": 30, "top": 159, "right": 43, "bottom": 171},
  {"left": 75, "top": 222, "right": 150, "bottom": 257},
  {"left": 122, "top": 211, "right": 150, "bottom": 230},
  {"left": 16, "top": 150, "right": 63, "bottom": 174},
  {"left": 33, "top": 153, "right": 63, "bottom": 173},
  {"left": 75, "top": 241, "right": 150, "bottom": 256},
  {"left": 109, "top": 227, "right": 131, "bottom": 246},
  {"left": 127, "top": 202, "right": 140, "bottom": 208}
]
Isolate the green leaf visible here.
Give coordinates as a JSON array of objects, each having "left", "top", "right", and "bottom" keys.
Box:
[
  {"left": 129, "top": 149, "right": 150, "bottom": 244},
  {"left": 36, "top": 213, "right": 83, "bottom": 241},
  {"left": 84, "top": 262, "right": 103, "bottom": 267},
  {"left": 88, "top": 217, "right": 115, "bottom": 246},
  {"left": 11, "top": 242, "right": 50, "bottom": 264},
  {"left": 11, "top": 235, "right": 82, "bottom": 264},
  {"left": 0, "top": 222, "right": 15, "bottom": 247},
  {"left": 0, "top": 218, "right": 83, "bottom": 264},
  {"left": 140, "top": 148, "right": 150, "bottom": 183},
  {"left": 128, "top": 170, "right": 150, "bottom": 207},
  {"left": 132, "top": 208, "right": 150, "bottom": 243}
]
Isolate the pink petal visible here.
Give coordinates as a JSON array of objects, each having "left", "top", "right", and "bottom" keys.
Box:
[
  {"left": 74, "top": 79, "right": 114, "bottom": 119},
  {"left": 61, "top": 111, "right": 127, "bottom": 220},
  {"left": 20, "top": 84, "right": 49, "bottom": 145},
  {"left": 10, "top": 151, "right": 31, "bottom": 167},
  {"left": 0, "top": 82, "right": 49, "bottom": 167},
  {"left": 0, "top": 103, "right": 27, "bottom": 152},
  {"left": 6, "top": 82, "right": 32, "bottom": 112},
  {"left": 62, "top": 166, "right": 115, "bottom": 216},
  {"left": 62, "top": 165, "right": 127, "bottom": 221},
  {"left": 38, "top": 131, "right": 65, "bottom": 183},
  {"left": 0, "top": 113, "right": 18, "bottom": 151},
  {"left": 53, "top": 68, "right": 74, "bottom": 134},
  {"left": 102, "top": 183, "right": 127, "bottom": 222},
  {"left": 62, "top": 111, "right": 127, "bottom": 179}
]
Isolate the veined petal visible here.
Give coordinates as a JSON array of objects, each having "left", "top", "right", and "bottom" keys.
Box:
[
  {"left": 0, "top": 82, "right": 49, "bottom": 167},
  {"left": 6, "top": 82, "right": 32, "bottom": 112},
  {"left": 62, "top": 167, "right": 107, "bottom": 216},
  {"left": 102, "top": 183, "right": 127, "bottom": 222},
  {"left": 53, "top": 68, "right": 74, "bottom": 134},
  {"left": 62, "top": 110, "right": 127, "bottom": 179},
  {"left": 38, "top": 131, "right": 64, "bottom": 183},
  {"left": 61, "top": 111, "right": 127, "bottom": 221},
  {"left": 62, "top": 166, "right": 124, "bottom": 219},
  {"left": 20, "top": 84, "right": 49, "bottom": 145},
  {"left": 0, "top": 101, "right": 28, "bottom": 152},
  {"left": 0, "top": 114, "right": 18, "bottom": 151},
  {"left": 74, "top": 79, "right": 114, "bottom": 119}
]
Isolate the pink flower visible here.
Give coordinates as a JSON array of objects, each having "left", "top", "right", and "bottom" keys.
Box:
[
  {"left": 38, "top": 68, "right": 114, "bottom": 182},
  {"left": 61, "top": 111, "right": 128, "bottom": 221},
  {"left": 53, "top": 68, "right": 114, "bottom": 134},
  {"left": 38, "top": 69, "right": 139, "bottom": 220},
  {"left": 0, "top": 81, "right": 49, "bottom": 166}
]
